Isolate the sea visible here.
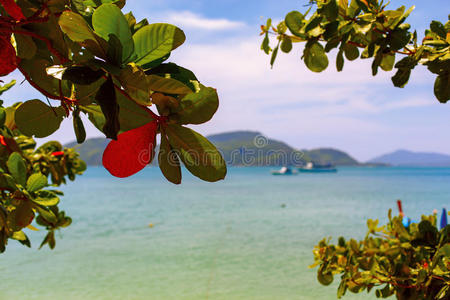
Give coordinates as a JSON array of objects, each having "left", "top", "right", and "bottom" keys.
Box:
[{"left": 1, "top": 166, "right": 449, "bottom": 300}]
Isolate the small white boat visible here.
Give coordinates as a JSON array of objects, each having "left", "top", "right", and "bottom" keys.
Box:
[
  {"left": 271, "top": 166, "right": 297, "bottom": 175},
  {"left": 298, "top": 162, "right": 337, "bottom": 173}
]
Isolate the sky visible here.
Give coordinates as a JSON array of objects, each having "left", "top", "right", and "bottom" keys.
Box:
[{"left": 2, "top": 0, "right": 450, "bottom": 161}]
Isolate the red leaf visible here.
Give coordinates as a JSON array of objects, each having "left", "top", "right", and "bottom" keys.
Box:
[
  {"left": 0, "top": 36, "right": 18, "bottom": 76},
  {"left": 103, "top": 121, "right": 158, "bottom": 178},
  {"left": 0, "top": 0, "right": 25, "bottom": 20}
]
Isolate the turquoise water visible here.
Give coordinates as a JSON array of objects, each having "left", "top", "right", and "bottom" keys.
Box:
[{"left": 1, "top": 166, "right": 449, "bottom": 300}]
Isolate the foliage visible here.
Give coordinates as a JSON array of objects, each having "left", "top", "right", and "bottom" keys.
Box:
[
  {"left": 261, "top": 0, "right": 450, "bottom": 103},
  {"left": 0, "top": 0, "right": 227, "bottom": 252},
  {"left": 311, "top": 210, "right": 450, "bottom": 299},
  {"left": 0, "top": 0, "right": 226, "bottom": 185},
  {"left": 0, "top": 92, "right": 86, "bottom": 252}
]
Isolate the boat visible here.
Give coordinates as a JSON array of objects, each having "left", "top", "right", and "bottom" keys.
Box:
[
  {"left": 298, "top": 162, "right": 337, "bottom": 173},
  {"left": 271, "top": 166, "right": 296, "bottom": 175}
]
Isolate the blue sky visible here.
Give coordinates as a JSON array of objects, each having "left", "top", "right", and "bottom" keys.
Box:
[{"left": 2, "top": 0, "right": 450, "bottom": 161}]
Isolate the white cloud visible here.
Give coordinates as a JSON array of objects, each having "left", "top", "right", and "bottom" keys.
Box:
[
  {"left": 168, "top": 36, "right": 440, "bottom": 160},
  {"left": 172, "top": 36, "right": 434, "bottom": 120},
  {"left": 165, "top": 11, "right": 245, "bottom": 30}
]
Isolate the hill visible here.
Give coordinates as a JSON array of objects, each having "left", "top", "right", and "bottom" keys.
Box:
[
  {"left": 208, "top": 131, "right": 304, "bottom": 166},
  {"left": 304, "top": 148, "right": 359, "bottom": 166},
  {"left": 65, "top": 131, "right": 360, "bottom": 166},
  {"left": 369, "top": 150, "right": 450, "bottom": 166},
  {"left": 65, "top": 138, "right": 109, "bottom": 166}
]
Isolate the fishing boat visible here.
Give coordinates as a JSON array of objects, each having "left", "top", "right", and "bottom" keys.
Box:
[
  {"left": 271, "top": 166, "right": 296, "bottom": 175},
  {"left": 298, "top": 162, "right": 337, "bottom": 173}
]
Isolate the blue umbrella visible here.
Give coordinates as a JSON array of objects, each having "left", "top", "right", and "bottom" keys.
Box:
[
  {"left": 441, "top": 208, "right": 448, "bottom": 230},
  {"left": 397, "top": 200, "right": 411, "bottom": 228}
]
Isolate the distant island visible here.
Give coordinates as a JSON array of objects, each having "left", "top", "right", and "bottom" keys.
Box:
[
  {"left": 66, "top": 131, "right": 361, "bottom": 166},
  {"left": 368, "top": 150, "right": 450, "bottom": 167},
  {"left": 65, "top": 131, "right": 450, "bottom": 167}
]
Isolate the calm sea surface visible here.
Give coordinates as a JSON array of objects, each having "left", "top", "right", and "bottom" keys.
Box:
[{"left": 1, "top": 166, "right": 449, "bottom": 300}]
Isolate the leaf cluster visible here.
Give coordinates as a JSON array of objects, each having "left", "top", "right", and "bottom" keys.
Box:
[
  {"left": 311, "top": 208, "right": 450, "bottom": 299},
  {"left": 261, "top": 0, "right": 450, "bottom": 103},
  {"left": 0, "top": 96, "right": 86, "bottom": 252},
  {"left": 0, "top": 0, "right": 226, "bottom": 183}
]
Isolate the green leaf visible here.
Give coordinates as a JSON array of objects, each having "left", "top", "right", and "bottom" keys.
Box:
[
  {"left": 285, "top": 11, "right": 304, "bottom": 37},
  {"left": 12, "top": 231, "right": 31, "bottom": 247},
  {"left": 10, "top": 202, "right": 34, "bottom": 231},
  {"left": 336, "top": 49, "right": 344, "bottom": 72},
  {"left": 430, "top": 21, "right": 447, "bottom": 39},
  {"left": 147, "top": 75, "right": 192, "bottom": 95},
  {"left": 35, "top": 206, "right": 58, "bottom": 225},
  {"left": 391, "top": 56, "right": 416, "bottom": 88},
  {"left": 270, "top": 43, "right": 280, "bottom": 68},
  {"left": 165, "top": 125, "right": 227, "bottom": 182},
  {"left": 261, "top": 33, "right": 270, "bottom": 54},
  {"left": 281, "top": 36, "right": 293, "bottom": 53},
  {"left": 380, "top": 53, "right": 396, "bottom": 71},
  {"left": 389, "top": 28, "right": 411, "bottom": 51},
  {"left": 173, "top": 86, "right": 219, "bottom": 125},
  {"left": 317, "top": 270, "right": 334, "bottom": 286},
  {"left": 26, "top": 173, "right": 48, "bottom": 192},
  {"left": 62, "top": 66, "right": 105, "bottom": 85},
  {"left": 73, "top": 78, "right": 106, "bottom": 106},
  {"left": 59, "top": 11, "right": 108, "bottom": 58},
  {"left": 337, "top": 279, "right": 347, "bottom": 298},
  {"left": 0, "top": 80, "right": 16, "bottom": 96},
  {"left": 106, "top": 34, "right": 124, "bottom": 65},
  {"left": 158, "top": 131, "right": 181, "bottom": 184},
  {"left": 304, "top": 41, "right": 329, "bottom": 72},
  {"left": 322, "top": 0, "right": 338, "bottom": 21},
  {"left": 304, "top": 15, "right": 322, "bottom": 35},
  {"left": 82, "top": 105, "right": 104, "bottom": 132},
  {"left": 7, "top": 153, "right": 27, "bottom": 186},
  {"left": 14, "top": 34, "right": 37, "bottom": 59},
  {"left": 95, "top": 76, "right": 120, "bottom": 139},
  {"left": 146, "top": 63, "right": 198, "bottom": 92},
  {"left": 323, "top": 21, "right": 339, "bottom": 40},
  {"left": 126, "top": 12, "right": 149, "bottom": 34},
  {"left": 372, "top": 52, "right": 383, "bottom": 76},
  {"left": 344, "top": 43, "right": 359, "bottom": 61},
  {"left": 118, "top": 64, "right": 150, "bottom": 105},
  {"left": 15, "top": 100, "right": 65, "bottom": 138},
  {"left": 73, "top": 109, "right": 86, "bottom": 144},
  {"left": 92, "top": 3, "right": 134, "bottom": 62},
  {"left": 19, "top": 59, "right": 65, "bottom": 99},
  {"left": 116, "top": 92, "right": 154, "bottom": 132},
  {"left": 0, "top": 173, "right": 17, "bottom": 191},
  {"left": 133, "top": 23, "right": 186, "bottom": 67},
  {"left": 0, "top": 107, "right": 5, "bottom": 127},
  {"left": 434, "top": 73, "right": 450, "bottom": 103},
  {"left": 33, "top": 191, "right": 60, "bottom": 206},
  {"left": 39, "top": 231, "right": 55, "bottom": 250}
]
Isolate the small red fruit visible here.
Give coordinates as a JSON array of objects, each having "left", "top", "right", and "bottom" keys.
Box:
[
  {"left": 51, "top": 151, "right": 65, "bottom": 157},
  {"left": 0, "top": 135, "right": 6, "bottom": 146}
]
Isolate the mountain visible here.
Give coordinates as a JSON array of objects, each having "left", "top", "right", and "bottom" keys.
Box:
[
  {"left": 65, "top": 131, "right": 360, "bottom": 166},
  {"left": 65, "top": 138, "right": 109, "bottom": 165},
  {"left": 369, "top": 150, "right": 450, "bottom": 166},
  {"left": 304, "top": 148, "right": 359, "bottom": 166},
  {"left": 208, "top": 131, "right": 303, "bottom": 166}
]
